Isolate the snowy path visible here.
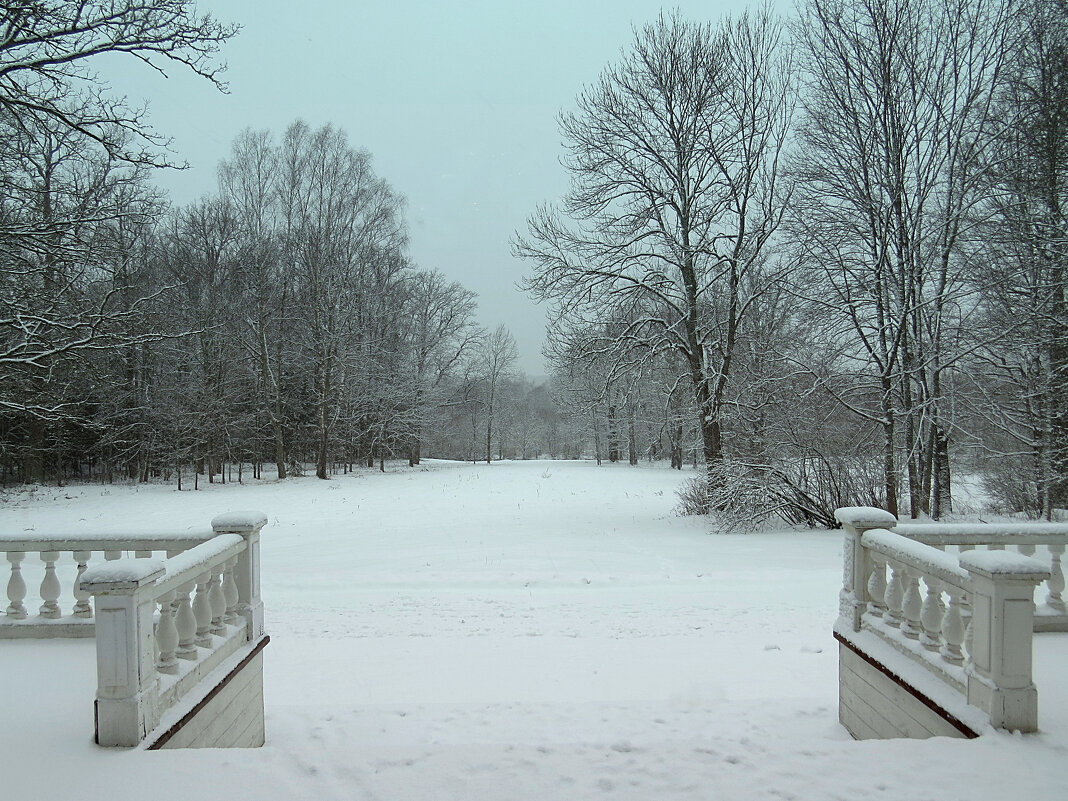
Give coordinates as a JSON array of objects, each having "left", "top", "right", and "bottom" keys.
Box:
[{"left": 1, "top": 460, "right": 1064, "bottom": 800}]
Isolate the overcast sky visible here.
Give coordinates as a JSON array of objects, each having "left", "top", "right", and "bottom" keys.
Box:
[{"left": 114, "top": 0, "right": 756, "bottom": 376}]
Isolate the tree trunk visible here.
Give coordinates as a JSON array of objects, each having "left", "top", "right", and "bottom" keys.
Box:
[
  {"left": 591, "top": 406, "right": 602, "bottom": 465},
  {"left": 628, "top": 399, "right": 638, "bottom": 466},
  {"left": 608, "top": 405, "right": 619, "bottom": 462},
  {"left": 882, "top": 398, "right": 899, "bottom": 518},
  {"left": 931, "top": 423, "right": 952, "bottom": 519}
]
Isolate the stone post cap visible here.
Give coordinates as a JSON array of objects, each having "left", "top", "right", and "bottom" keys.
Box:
[
  {"left": 834, "top": 506, "right": 898, "bottom": 529},
  {"left": 80, "top": 559, "right": 165, "bottom": 592},
  {"left": 210, "top": 511, "right": 269, "bottom": 533},
  {"left": 960, "top": 550, "right": 1052, "bottom": 582}
]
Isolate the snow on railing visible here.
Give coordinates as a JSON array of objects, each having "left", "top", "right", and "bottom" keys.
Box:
[
  {"left": 836, "top": 507, "right": 1054, "bottom": 732},
  {"left": 2, "top": 530, "right": 214, "bottom": 638},
  {"left": 77, "top": 512, "right": 266, "bottom": 747}
]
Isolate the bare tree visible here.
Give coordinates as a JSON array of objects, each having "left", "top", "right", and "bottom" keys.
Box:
[
  {"left": 401, "top": 269, "right": 480, "bottom": 465},
  {"left": 0, "top": 0, "right": 236, "bottom": 457},
  {"left": 971, "top": 0, "right": 1068, "bottom": 518},
  {"left": 218, "top": 128, "right": 293, "bottom": 478},
  {"left": 517, "top": 7, "right": 794, "bottom": 491},
  {"left": 478, "top": 325, "right": 518, "bottom": 463},
  {"left": 792, "top": 0, "right": 1013, "bottom": 517},
  {"left": 0, "top": 1, "right": 237, "bottom": 165},
  {"left": 277, "top": 121, "right": 407, "bottom": 480}
]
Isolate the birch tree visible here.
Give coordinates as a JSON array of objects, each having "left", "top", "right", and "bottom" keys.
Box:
[{"left": 277, "top": 122, "right": 407, "bottom": 480}]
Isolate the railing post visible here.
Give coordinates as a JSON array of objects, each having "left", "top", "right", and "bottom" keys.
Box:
[
  {"left": 835, "top": 507, "right": 898, "bottom": 631},
  {"left": 960, "top": 550, "right": 1051, "bottom": 733},
  {"left": 211, "top": 512, "right": 267, "bottom": 639},
  {"left": 79, "top": 559, "right": 165, "bottom": 747}
]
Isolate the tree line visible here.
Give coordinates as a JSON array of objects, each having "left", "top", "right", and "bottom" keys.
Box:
[
  {"left": 517, "top": 0, "right": 1068, "bottom": 523},
  {"left": 2, "top": 0, "right": 1065, "bottom": 524},
  {"left": 0, "top": 1, "right": 580, "bottom": 487}
]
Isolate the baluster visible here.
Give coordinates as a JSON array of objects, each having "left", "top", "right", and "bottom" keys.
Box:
[
  {"left": 104, "top": 550, "right": 120, "bottom": 561},
  {"left": 964, "top": 613, "right": 974, "bottom": 662},
  {"left": 38, "top": 552, "right": 61, "bottom": 618},
  {"left": 988, "top": 542, "right": 1005, "bottom": 551},
  {"left": 193, "top": 571, "right": 214, "bottom": 647},
  {"left": 5, "top": 552, "right": 27, "bottom": 619},
  {"left": 883, "top": 560, "right": 905, "bottom": 628},
  {"left": 1047, "top": 544, "right": 1065, "bottom": 612},
  {"left": 174, "top": 582, "right": 197, "bottom": 659},
  {"left": 1015, "top": 544, "right": 1039, "bottom": 612},
  {"left": 867, "top": 555, "right": 887, "bottom": 616},
  {"left": 901, "top": 568, "right": 923, "bottom": 639},
  {"left": 222, "top": 556, "right": 239, "bottom": 624},
  {"left": 156, "top": 590, "right": 179, "bottom": 674},
  {"left": 72, "top": 551, "right": 92, "bottom": 618},
  {"left": 920, "top": 577, "right": 945, "bottom": 651},
  {"left": 209, "top": 565, "right": 226, "bottom": 635},
  {"left": 940, "top": 589, "right": 966, "bottom": 665},
  {"left": 135, "top": 549, "right": 152, "bottom": 559}
]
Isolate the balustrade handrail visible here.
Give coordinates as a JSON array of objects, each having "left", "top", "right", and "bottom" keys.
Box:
[
  {"left": 80, "top": 534, "right": 245, "bottom": 600},
  {"left": 895, "top": 522, "right": 1068, "bottom": 547},
  {"left": 154, "top": 535, "right": 245, "bottom": 597},
  {"left": 861, "top": 528, "right": 970, "bottom": 592},
  {"left": 0, "top": 529, "right": 214, "bottom": 553}
]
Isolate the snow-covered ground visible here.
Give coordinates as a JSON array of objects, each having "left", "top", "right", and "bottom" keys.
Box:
[{"left": 1, "top": 460, "right": 1064, "bottom": 800}]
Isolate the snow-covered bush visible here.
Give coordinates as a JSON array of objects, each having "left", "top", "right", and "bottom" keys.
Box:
[
  {"left": 980, "top": 454, "right": 1047, "bottom": 519},
  {"left": 676, "top": 456, "right": 885, "bottom": 532}
]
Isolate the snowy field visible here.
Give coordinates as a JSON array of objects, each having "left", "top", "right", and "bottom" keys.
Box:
[{"left": 1, "top": 459, "right": 1065, "bottom": 800}]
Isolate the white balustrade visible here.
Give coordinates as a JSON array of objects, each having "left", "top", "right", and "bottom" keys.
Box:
[
  {"left": 0, "top": 531, "right": 213, "bottom": 638},
  {"left": 837, "top": 508, "right": 1054, "bottom": 733},
  {"left": 78, "top": 511, "right": 267, "bottom": 747}
]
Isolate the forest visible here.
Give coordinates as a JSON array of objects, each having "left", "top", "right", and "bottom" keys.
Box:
[{"left": 1, "top": 0, "right": 1065, "bottom": 525}]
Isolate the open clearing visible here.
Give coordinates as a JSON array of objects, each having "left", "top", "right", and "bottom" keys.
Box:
[{"left": 1, "top": 460, "right": 1064, "bottom": 800}]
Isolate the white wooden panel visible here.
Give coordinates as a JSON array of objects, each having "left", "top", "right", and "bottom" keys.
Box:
[
  {"left": 839, "top": 644, "right": 969, "bottom": 740},
  {"left": 159, "top": 651, "right": 264, "bottom": 749}
]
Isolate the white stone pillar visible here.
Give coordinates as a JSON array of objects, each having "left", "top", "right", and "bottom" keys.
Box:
[
  {"left": 834, "top": 507, "right": 898, "bottom": 631},
  {"left": 80, "top": 558, "right": 165, "bottom": 747},
  {"left": 960, "top": 550, "right": 1050, "bottom": 733},
  {"left": 211, "top": 512, "right": 267, "bottom": 639}
]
